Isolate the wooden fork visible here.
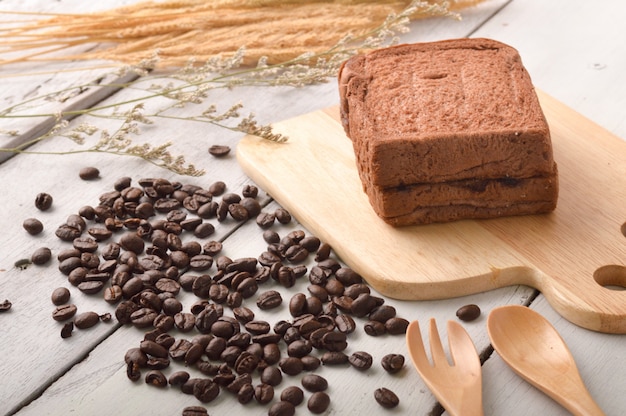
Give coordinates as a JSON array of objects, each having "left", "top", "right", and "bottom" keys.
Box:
[{"left": 406, "top": 319, "right": 484, "bottom": 416}]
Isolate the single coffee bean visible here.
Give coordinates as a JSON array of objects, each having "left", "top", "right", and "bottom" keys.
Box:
[
  {"left": 78, "top": 166, "right": 99, "bottom": 180},
  {"left": 274, "top": 208, "right": 291, "bottom": 224},
  {"left": 119, "top": 232, "right": 145, "bottom": 254},
  {"left": 381, "top": 353, "right": 405, "bottom": 374},
  {"left": 385, "top": 317, "right": 410, "bottom": 335},
  {"left": 237, "top": 383, "right": 255, "bottom": 404},
  {"left": 456, "top": 303, "right": 481, "bottom": 322},
  {"left": 145, "top": 370, "right": 168, "bottom": 387},
  {"left": 368, "top": 304, "right": 396, "bottom": 323},
  {"left": 281, "top": 385, "right": 304, "bottom": 406},
  {"left": 320, "top": 351, "right": 349, "bottom": 365},
  {"left": 60, "top": 321, "right": 73, "bottom": 338},
  {"left": 193, "top": 378, "right": 220, "bottom": 403},
  {"left": 35, "top": 192, "right": 53, "bottom": 211},
  {"left": 174, "top": 312, "right": 196, "bottom": 332},
  {"left": 181, "top": 406, "right": 208, "bottom": 416},
  {"left": 349, "top": 351, "right": 373, "bottom": 370},
  {"left": 51, "top": 287, "right": 71, "bottom": 305},
  {"left": 307, "top": 391, "right": 331, "bottom": 414},
  {"left": 301, "top": 374, "right": 328, "bottom": 392},
  {"left": 364, "top": 320, "right": 386, "bottom": 336},
  {"left": 256, "top": 212, "right": 275, "bottom": 229},
  {"left": 260, "top": 366, "right": 283, "bottom": 386},
  {"left": 268, "top": 401, "right": 296, "bottom": 416},
  {"left": 130, "top": 308, "right": 159, "bottom": 328},
  {"left": 169, "top": 371, "right": 191, "bottom": 386},
  {"left": 30, "top": 247, "right": 51, "bottom": 265},
  {"left": 74, "top": 311, "right": 100, "bottom": 329},
  {"left": 254, "top": 383, "right": 274, "bottom": 404},
  {"left": 374, "top": 387, "right": 400, "bottom": 408},
  {"left": 23, "top": 218, "right": 44, "bottom": 235},
  {"left": 77, "top": 280, "right": 104, "bottom": 295},
  {"left": 335, "top": 314, "right": 356, "bottom": 334},
  {"left": 256, "top": 290, "right": 282, "bottom": 310},
  {"left": 279, "top": 357, "right": 304, "bottom": 376},
  {"left": 52, "top": 304, "right": 77, "bottom": 321}
]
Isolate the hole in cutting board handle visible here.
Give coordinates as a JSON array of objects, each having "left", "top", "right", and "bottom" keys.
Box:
[{"left": 593, "top": 265, "right": 626, "bottom": 291}]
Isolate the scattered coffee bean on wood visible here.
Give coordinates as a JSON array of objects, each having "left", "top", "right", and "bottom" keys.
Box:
[
  {"left": 0, "top": 299, "right": 12, "bottom": 312},
  {"left": 456, "top": 304, "right": 481, "bottom": 322},
  {"left": 208, "top": 145, "right": 231, "bottom": 157},
  {"left": 307, "top": 391, "right": 331, "bottom": 414},
  {"left": 35, "top": 192, "right": 53, "bottom": 211},
  {"left": 31, "top": 247, "right": 52, "bottom": 265},
  {"left": 23, "top": 218, "right": 44, "bottom": 235},
  {"left": 79, "top": 166, "right": 100, "bottom": 180},
  {"left": 374, "top": 387, "right": 400, "bottom": 408},
  {"left": 51, "top": 287, "right": 71, "bottom": 305},
  {"left": 381, "top": 354, "right": 405, "bottom": 374}
]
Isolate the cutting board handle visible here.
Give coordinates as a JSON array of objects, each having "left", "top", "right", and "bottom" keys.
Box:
[{"left": 496, "top": 265, "right": 626, "bottom": 333}]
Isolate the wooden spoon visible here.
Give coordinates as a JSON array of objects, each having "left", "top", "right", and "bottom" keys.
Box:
[{"left": 487, "top": 305, "right": 605, "bottom": 416}]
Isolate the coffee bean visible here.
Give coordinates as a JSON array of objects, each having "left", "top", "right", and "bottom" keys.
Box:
[
  {"left": 456, "top": 303, "right": 481, "bottom": 322},
  {"left": 74, "top": 311, "right": 100, "bottom": 329},
  {"left": 269, "top": 401, "right": 296, "bottom": 416},
  {"left": 320, "top": 351, "right": 349, "bottom": 365},
  {"left": 307, "top": 391, "right": 330, "bottom": 414},
  {"left": 374, "top": 387, "right": 399, "bottom": 408},
  {"left": 35, "top": 192, "right": 53, "bottom": 211},
  {"left": 260, "top": 366, "right": 283, "bottom": 386},
  {"left": 169, "top": 371, "right": 191, "bottom": 386},
  {"left": 274, "top": 208, "right": 291, "bottom": 224},
  {"left": 254, "top": 383, "right": 274, "bottom": 404},
  {"left": 60, "top": 321, "right": 73, "bottom": 338},
  {"left": 207, "top": 144, "right": 231, "bottom": 157},
  {"left": 280, "top": 385, "right": 304, "bottom": 406},
  {"left": 145, "top": 370, "right": 167, "bottom": 387},
  {"left": 256, "top": 290, "right": 282, "bottom": 310},
  {"left": 51, "top": 287, "right": 71, "bottom": 305},
  {"left": 193, "top": 378, "right": 220, "bottom": 403},
  {"left": 79, "top": 166, "right": 100, "bottom": 180},
  {"left": 279, "top": 357, "right": 303, "bottom": 376},
  {"left": 364, "top": 320, "right": 386, "bottom": 336},
  {"left": 385, "top": 317, "right": 409, "bottom": 335},
  {"left": 349, "top": 351, "right": 373, "bottom": 370},
  {"left": 181, "top": 406, "right": 208, "bottom": 416},
  {"left": 23, "top": 218, "right": 44, "bottom": 235},
  {"left": 119, "top": 232, "right": 145, "bottom": 254},
  {"left": 52, "top": 304, "right": 77, "bottom": 321},
  {"left": 236, "top": 382, "right": 255, "bottom": 404},
  {"left": 381, "top": 353, "right": 405, "bottom": 374},
  {"left": 256, "top": 212, "right": 275, "bottom": 229},
  {"left": 78, "top": 280, "right": 104, "bottom": 295},
  {"left": 174, "top": 312, "right": 196, "bottom": 332},
  {"left": 130, "top": 308, "right": 158, "bottom": 328},
  {"left": 335, "top": 314, "right": 356, "bottom": 334},
  {"left": 30, "top": 247, "right": 52, "bottom": 265},
  {"left": 301, "top": 374, "right": 328, "bottom": 392}
]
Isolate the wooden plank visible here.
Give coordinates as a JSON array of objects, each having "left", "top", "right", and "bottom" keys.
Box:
[{"left": 236, "top": 92, "right": 626, "bottom": 333}]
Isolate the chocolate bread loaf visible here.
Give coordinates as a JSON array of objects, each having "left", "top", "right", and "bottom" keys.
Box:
[{"left": 338, "top": 38, "right": 559, "bottom": 226}]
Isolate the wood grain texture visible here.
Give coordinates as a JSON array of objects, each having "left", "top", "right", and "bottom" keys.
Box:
[{"left": 237, "top": 91, "right": 626, "bottom": 334}]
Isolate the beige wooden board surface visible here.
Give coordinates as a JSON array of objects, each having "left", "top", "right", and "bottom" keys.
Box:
[{"left": 237, "top": 91, "right": 626, "bottom": 334}]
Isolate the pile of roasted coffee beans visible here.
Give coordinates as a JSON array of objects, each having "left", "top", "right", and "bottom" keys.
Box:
[{"left": 26, "top": 171, "right": 411, "bottom": 415}]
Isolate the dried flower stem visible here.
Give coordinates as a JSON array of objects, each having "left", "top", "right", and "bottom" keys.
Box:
[{"left": 0, "top": 1, "right": 476, "bottom": 175}]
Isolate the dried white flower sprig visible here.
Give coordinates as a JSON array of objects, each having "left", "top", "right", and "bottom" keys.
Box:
[{"left": 0, "top": 1, "right": 463, "bottom": 176}]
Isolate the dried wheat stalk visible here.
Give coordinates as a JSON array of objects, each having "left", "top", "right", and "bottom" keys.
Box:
[{"left": 0, "top": 0, "right": 486, "bottom": 68}]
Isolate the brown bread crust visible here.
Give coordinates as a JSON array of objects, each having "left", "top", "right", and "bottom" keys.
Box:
[{"left": 337, "top": 38, "right": 559, "bottom": 225}]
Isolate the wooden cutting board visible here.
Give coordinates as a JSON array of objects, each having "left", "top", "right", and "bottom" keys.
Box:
[{"left": 237, "top": 91, "right": 626, "bottom": 334}]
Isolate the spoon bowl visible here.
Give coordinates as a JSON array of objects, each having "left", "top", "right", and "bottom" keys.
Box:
[{"left": 487, "top": 305, "right": 604, "bottom": 416}]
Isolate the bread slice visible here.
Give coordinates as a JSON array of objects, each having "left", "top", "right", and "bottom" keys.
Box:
[{"left": 337, "top": 38, "right": 559, "bottom": 225}]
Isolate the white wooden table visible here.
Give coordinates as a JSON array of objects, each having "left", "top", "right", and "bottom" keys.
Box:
[{"left": 1, "top": 1, "right": 625, "bottom": 415}]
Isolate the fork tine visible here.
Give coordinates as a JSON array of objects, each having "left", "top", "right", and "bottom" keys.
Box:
[
  {"left": 447, "top": 320, "right": 479, "bottom": 368},
  {"left": 406, "top": 320, "right": 432, "bottom": 369},
  {"left": 428, "top": 318, "right": 448, "bottom": 366}
]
